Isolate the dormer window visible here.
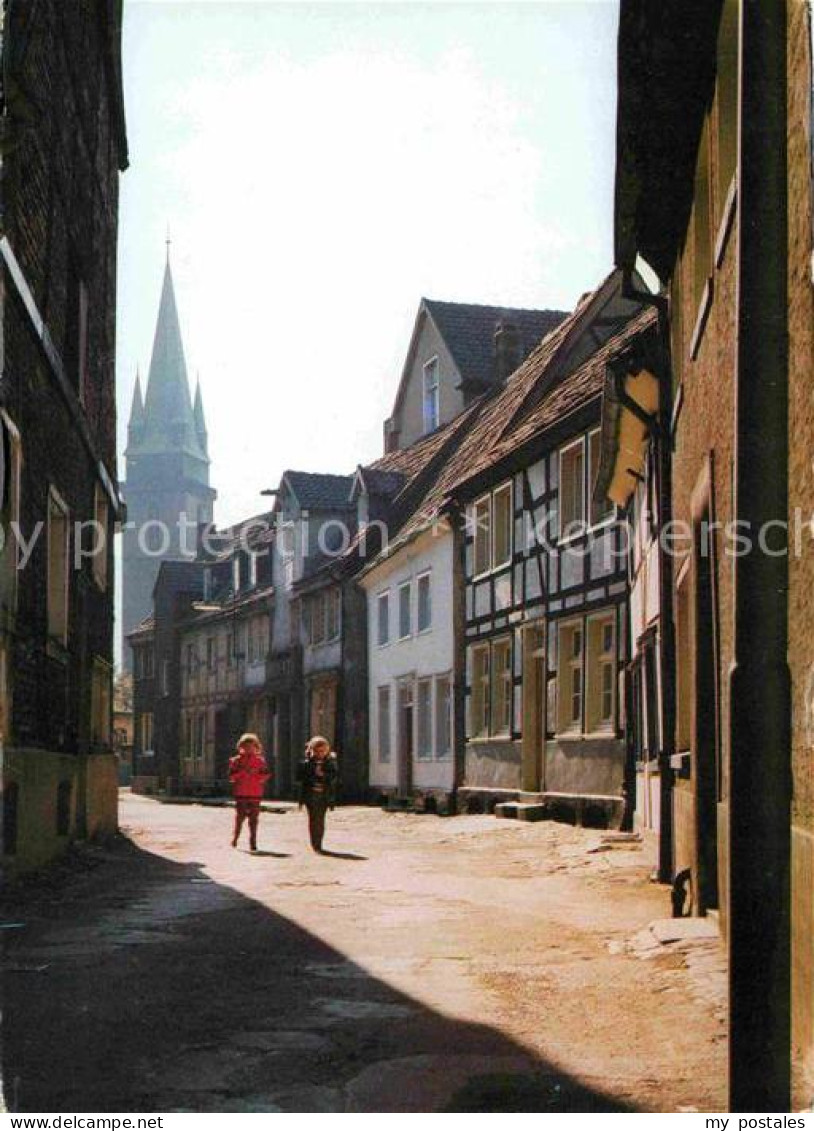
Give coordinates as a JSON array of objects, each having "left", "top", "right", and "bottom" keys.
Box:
[{"left": 423, "top": 358, "right": 440, "bottom": 434}]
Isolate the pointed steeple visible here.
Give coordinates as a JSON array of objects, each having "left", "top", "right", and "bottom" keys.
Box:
[
  {"left": 133, "top": 253, "right": 207, "bottom": 462},
  {"left": 125, "top": 370, "right": 147, "bottom": 457},
  {"left": 193, "top": 377, "right": 208, "bottom": 457}
]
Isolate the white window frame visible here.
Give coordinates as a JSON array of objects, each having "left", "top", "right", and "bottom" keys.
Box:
[
  {"left": 377, "top": 590, "right": 390, "bottom": 648},
  {"left": 490, "top": 635, "right": 513, "bottom": 738},
  {"left": 435, "top": 672, "right": 453, "bottom": 760},
  {"left": 558, "top": 437, "right": 586, "bottom": 543},
  {"left": 416, "top": 677, "right": 433, "bottom": 760},
  {"left": 556, "top": 617, "right": 584, "bottom": 735},
  {"left": 422, "top": 356, "right": 440, "bottom": 435},
  {"left": 472, "top": 493, "right": 492, "bottom": 578},
  {"left": 398, "top": 580, "right": 412, "bottom": 640},
  {"left": 492, "top": 481, "right": 513, "bottom": 570},
  {"left": 416, "top": 571, "right": 432, "bottom": 634},
  {"left": 587, "top": 428, "right": 615, "bottom": 532},
  {"left": 585, "top": 610, "right": 617, "bottom": 735},
  {"left": 470, "top": 643, "right": 490, "bottom": 739}
]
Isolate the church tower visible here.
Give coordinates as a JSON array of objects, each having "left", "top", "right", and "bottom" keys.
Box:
[{"left": 121, "top": 252, "right": 216, "bottom": 666}]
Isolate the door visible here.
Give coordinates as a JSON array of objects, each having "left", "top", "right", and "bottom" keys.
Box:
[
  {"left": 522, "top": 624, "right": 546, "bottom": 792},
  {"left": 694, "top": 510, "right": 719, "bottom": 912},
  {"left": 214, "top": 708, "right": 231, "bottom": 782},
  {"left": 397, "top": 680, "right": 414, "bottom": 796}
]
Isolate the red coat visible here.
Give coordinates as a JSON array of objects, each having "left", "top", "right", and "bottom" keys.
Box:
[{"left": 229, "top": 751, "right": 271, "bottom": 799}]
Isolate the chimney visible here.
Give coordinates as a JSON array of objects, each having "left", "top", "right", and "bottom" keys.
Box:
[{"left": 494, "top": 319, "right": 522, "bottom": 384}]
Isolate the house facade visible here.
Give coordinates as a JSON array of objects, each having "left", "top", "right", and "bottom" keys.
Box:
[
  {"left": 614, "top": 0, "right": 813, "bottom": 1107},
  {"left": 0, "top": 0, "right": 128, "bottom": 874},
  {"left": 384, "top": 298, "right": 565, "bottom": 453},
  {"left": 361, "top": 524, "right": 458, "bottom": 809}
]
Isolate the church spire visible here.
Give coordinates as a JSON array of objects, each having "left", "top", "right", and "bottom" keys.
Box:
[
  {"left": 134, "top": 254, "right": 207, "bottom": 462},
  {"left": 193, "top": 376, "right": 208, "bottom": 456},
  {"left": 125, "top": 370, "right": 145, "bottom": 452}
]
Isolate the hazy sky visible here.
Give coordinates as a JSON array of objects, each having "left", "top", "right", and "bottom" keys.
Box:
[{"left": 116, "top": 0, "right": 618, "bottom": 529}]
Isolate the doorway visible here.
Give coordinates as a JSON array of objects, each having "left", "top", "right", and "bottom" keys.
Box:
[
  {"left": 694, "top": 505, "right": 719, "bottom": 913},
  {"left": 522, "top": 623, "right": 546, "bottom": 792},
  {"left": 397, "top": 680, "right": 414, "bottom": 796}
]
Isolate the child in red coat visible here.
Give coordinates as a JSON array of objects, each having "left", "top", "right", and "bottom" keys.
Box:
[{"left": 229, "top": 733, "right": 271, "bottom": 851}]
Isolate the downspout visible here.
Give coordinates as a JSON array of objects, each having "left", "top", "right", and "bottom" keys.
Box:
[
  {"left": 728, "top": 0, "right": 790, "bottom": 1110},
  {"left": 619, "top": 276, "right": 677, "bottom": 886}
]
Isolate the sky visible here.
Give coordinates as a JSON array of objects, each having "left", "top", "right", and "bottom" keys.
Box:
[{"left": 116, "top": 0, "right": 619, "bottom": 532}]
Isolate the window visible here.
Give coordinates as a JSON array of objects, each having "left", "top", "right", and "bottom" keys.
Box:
[
  {"left": 557, "top": 619, "right": 584, "bottom": 733},
  {"left": 377, "top": 591, "right": 390, "bottom": 647},
  {"left": 417, "top": 678, "right": 433, "bottom": 759},
  {"left": 226, "top": 632, "right": 235, "bottom": 668},
  {"left": 559, "top": 440, "right": 585, "bottom": 538},
  {"left": 47, "top": 488, "right": 69, "bottom": 645},
  {"left": 491, "top": 637, "right": 513, "bottom": 737},
  {"left": 184, "top": 714, "right": 193, "bottom": 758},
  {"left": 435, "top": 674, "right": 452, "bottom": 758},
  {"left": 692, "top": 118, "right": 712, "bottom": 320},
  {"left": 207, "top": 637, "right": 217, "bottom": 671},
  {"left": 492, "top": 483, "right": 513, "bottom": 569},
  {"left": 589, "top": 430, "right": 613, "bottom": 527},
  {"left": 326, "top": 589, "right": 341, "bottom": 641},
  {"left": 197, "top": 713, "right": 207, "bottom": 760},
  {"left": 90, "top": 658, "right": 112, "bottom": 746},
  {"left": 0, "top": 415, "right": 21, "bottom": 616},
  {"left": 473, "top": 496, "right": 492, "bottom": 576},
  {"left": 423, "top": 357, "right": 440, "bottom": 434},
  {"left": 417, "top": 573, "right": 431, "bottom": 633},
  {"left": 232, "top": 556, "right": 241, "bottom": 593},
  {"left": 307, "top": 594, "right": 327, "bottom": 646},
  {"left": 160, "top": 658, "right": 170, "bottom": 698},
  {"left": 141, "top": 712, "right": 154, "bottom": 753},
  {"left": 92, "top": 485, "right": 110, "bottom": 590},
  {"left": 471, "top": 644, "right": 490, "bottom": 738},
  {"left": 586, "top": 614, "right": 616, "bottom": 732},
  {"left": 398, "top": 582, "right": 411, "bottom": 639},
  {"left": 378, "top": 685, "right": 391, "bottom": 762}
]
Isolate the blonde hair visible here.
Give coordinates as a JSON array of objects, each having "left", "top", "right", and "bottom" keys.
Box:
[
  {"left": 237, "top": 732, "right": 261, "bottom": 751},
  {"left": 307, "top": 735, "right": 330, "bottom": 753}
]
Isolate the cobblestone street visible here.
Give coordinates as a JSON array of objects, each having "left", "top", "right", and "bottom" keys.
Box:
[{"left": 1, "top": 793, "right": 726, "bottom": 1112}]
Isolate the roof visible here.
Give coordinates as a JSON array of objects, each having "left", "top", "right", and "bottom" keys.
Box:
[
  {"left": 362, "top": 277, "right": 655, "bottom": 569},
  {"left": 615, "top": 0, "right": 724, "bottom": 279},
  {"left": 424, "top": 299, "right": 568, "bottom": 390},
  {"left": 127, "top": 614, "right": 155, "bottom": 640},
  {"left": 282, "top": 471, "right": 355, "bottom": 510}
]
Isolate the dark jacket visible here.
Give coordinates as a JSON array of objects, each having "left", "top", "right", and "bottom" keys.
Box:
[{"left": 296, "top": 752, "right": 339, "bottom": 805}]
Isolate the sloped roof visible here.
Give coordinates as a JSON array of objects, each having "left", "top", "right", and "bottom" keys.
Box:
[
  {"left": 363, "top": 278, "right": 654, "bottom": 567},
  {"left": 127, "top": 614, "right": 155, "bottom": 640},
  {"left": 283, "top": 471, "right": 355, "bottom": 510},
  {"left": 424, "top": 298, "right": 568, "bottom": 389}
]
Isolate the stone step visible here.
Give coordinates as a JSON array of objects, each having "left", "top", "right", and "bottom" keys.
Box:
[{"left": 494, "top": 801, "right": 548, "bottom": 822}]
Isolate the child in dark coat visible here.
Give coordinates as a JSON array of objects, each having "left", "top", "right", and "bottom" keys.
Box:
[{"left": 296, "top": 735, "right": 338, "bottom": 853}]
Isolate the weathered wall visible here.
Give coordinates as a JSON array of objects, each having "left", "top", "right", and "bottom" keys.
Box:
[
  {"left": 787, "top": 0, "right": 814, "bottom": 1098},
  {"left": 0, "top": 0, "right": 126, "bottom": 872}
]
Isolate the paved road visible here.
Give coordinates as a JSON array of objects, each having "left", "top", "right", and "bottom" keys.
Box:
[{"left": 1, "top": 793, "right": 726, "bottom": 1112}]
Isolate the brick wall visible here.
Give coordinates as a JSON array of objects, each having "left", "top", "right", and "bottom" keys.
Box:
[{"left": 1, "top": 0, "right": 127, "bottom": 868}]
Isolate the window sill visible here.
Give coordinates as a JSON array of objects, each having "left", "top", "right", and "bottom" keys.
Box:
[
  {"left": 714, "top": 176, "right": 737, "bottom": 268},
  {"left": 689, "top": 278, "right": 714, "bottom": 361}
]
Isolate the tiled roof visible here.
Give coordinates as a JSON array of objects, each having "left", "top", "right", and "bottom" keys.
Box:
[
  {"left": 424, "top": 298, "right": 568, "bottom": 389},
  {"left": 355, "top": 468, "right": 407, "bottom": 499},
  {"left": 127, "top": 614, "right": 155, "bottom": 639},
  {"left": 283, "top": 471, "right": 355, "bottom": 510},
  {"left": 364, "top": 288, "right": 657, "bottom": 566},
  {"left": 456, "top": 307, "right": 659, "bottom": 485}
]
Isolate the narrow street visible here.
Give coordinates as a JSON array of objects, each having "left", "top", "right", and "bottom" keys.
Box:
[{"left": 2, "top": 793, "right": 726, "bottom": 1113}]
